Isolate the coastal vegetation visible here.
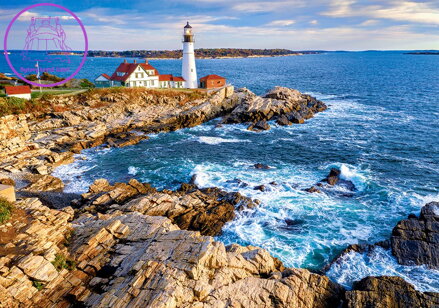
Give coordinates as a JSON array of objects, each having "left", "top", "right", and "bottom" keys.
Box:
[
  {"left": 51, "top": 253, "right": 76, "bottom": 272},
  {"left": 87, "top": 48, "right": 321, "bottom": 59},
  {"left": 0, "top": 198, "right": 14, "bottom": 225},
  {"left": 0, "top": 86, "right": 207, "bottom": 117}
]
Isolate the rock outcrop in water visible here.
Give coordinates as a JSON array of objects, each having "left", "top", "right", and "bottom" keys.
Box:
[
  {"left": 76, "top": 179, "right": 258, "bottom": 236},
  {"left": 345, "top": 276, "right": 439, "bottom": 308},
  {"left": 391, "top": 201, "right": 439, "bottom": 268},
  {"left": 221, "top": 87, "right": 327, "bottom": 131},
  {"left": 305, "top": 167, "right": 356, "bottom": 194}
]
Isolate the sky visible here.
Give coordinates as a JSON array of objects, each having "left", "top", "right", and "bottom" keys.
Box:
[{"left": 1, "top": 0, "right": 438, "bottom": 51}]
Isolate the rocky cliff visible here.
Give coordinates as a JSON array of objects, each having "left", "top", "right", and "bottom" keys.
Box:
[{"left": 0, "top": 87, "right": 436, "bottom": 307}]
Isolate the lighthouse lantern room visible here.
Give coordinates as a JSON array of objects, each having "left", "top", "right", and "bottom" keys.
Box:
[{"left": 182, "top": 22, "right": 198, "bottom": 88}]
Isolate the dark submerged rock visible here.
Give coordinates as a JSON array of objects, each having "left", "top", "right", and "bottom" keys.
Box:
[{"left": 254, "top": 163, "right": 270, "bottom": 170}]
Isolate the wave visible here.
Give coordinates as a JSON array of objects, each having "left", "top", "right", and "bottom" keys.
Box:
[
  {"left": 196, "top": 136, "right": 250, "bottom": 145},
  {"left": 326, "top": 246, "right": 439, "bottom": 293}
]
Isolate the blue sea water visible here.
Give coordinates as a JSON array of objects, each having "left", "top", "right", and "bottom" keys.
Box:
[{"left": 3, "top": 51, "right": 439, "bottom": 291}]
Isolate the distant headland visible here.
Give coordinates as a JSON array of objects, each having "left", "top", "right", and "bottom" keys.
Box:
[
  {"left": 87, "top": 48, "right": 322, "bottom": 59},
  {"left": 404, "top": 51, "right": 439, "bottom": 55}
]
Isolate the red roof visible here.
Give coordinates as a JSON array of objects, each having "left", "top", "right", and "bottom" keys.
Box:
[
  {"left": 5, "top": 85, "right": 31, "bottom": 95},
  {"left": 159, "top": 74, "right": 173, "bottom": 81},
  {"left": 200, "top": 74, "right": 225, "bottom": 81},
  {"left": 101, "top": 73, "right": 111, "bottom": 80},
  {"left": 159, "top": 74, "right": 185, "bottom": 82},
  {"left": 110, "top": 61, "right": 159, "bottom": 82}
]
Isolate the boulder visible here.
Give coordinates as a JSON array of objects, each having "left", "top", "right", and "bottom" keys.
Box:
[
  {"left": 254, "top": 163, "right": 270, "bottom": 169},
  {"left": 23, "top": 175, "right": 64, "bottom": 192},
  {"left": 391, "top": 201, "right": 439, "bottom": 268},
  {"left": 276, "top": 114, "right": 292, "bottom": 126},
  {"left": 345, "top": 276, "right": 439, "bottom": 308},
  {"left": 248, "top": 120, "right": 270, "bottom": 131}
]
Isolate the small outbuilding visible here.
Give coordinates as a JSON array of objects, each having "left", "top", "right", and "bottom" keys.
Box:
[
  {"left": 199, "top": 74, "right": 226, "bottom": 89},
  {"left": 4, "top": 85, "right": 31, "bottom": 100},
  {"left": 94, "top": 73, "right": 113, "bottom": 87}
]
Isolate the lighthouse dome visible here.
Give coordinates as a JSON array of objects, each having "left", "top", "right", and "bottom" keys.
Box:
[{"left": 184, "top": 22, "right": 192, "bottom": 29}]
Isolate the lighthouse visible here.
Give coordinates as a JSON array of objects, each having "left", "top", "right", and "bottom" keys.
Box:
[{"left": 182, "top": 22, "right": 197, "bottom": 88}]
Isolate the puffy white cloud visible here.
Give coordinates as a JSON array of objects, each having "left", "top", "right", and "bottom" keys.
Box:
[
  {"left": 267, "top": 19, "right": 296, "bottom": 26},
  {"left": 322, "top": 0, "right": 439, "bottom": 25}
]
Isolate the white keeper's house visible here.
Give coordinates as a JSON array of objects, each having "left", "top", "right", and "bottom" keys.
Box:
[{"left": 95, "top": 59, "right": 185, "bottom": 88}]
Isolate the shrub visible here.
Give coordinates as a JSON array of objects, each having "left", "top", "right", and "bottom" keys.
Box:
[
  {"left": 52, "top": 253, "right": 76, "bottom": 271},
  {"left": 0, "top": 198, "right": 14, "bottom": 225},
  {"left": 79, "top": 79, "right": 95, "bottom": 88},
  {"left": 32, "top": 280, "right": 45, "bottom": 291}
]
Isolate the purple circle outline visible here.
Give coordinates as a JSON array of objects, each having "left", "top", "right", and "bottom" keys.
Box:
[{"left": 3, "top": 3, "right": 88, "bottom": 88}]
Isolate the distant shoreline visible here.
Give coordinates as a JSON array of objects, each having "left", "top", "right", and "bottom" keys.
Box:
[
  {"left": 404, "top": 52, "right": 439, "bottom": 55},
  {"left": 90, "top": 53, "right": 312, "bottom": 60},
  {"left": 87, "top": 48, "right": 322, "bottom": 60}
]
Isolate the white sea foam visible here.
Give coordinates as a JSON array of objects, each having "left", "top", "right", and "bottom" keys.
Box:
[
  {"left": 327, "top": 247, "right": 439, "bottom": 293},
  {"left": 197, "top": 136, "right": 249, "bottom": 145},
  {"left": 128, "top": 166, "right": 139, "bottom": 175}
]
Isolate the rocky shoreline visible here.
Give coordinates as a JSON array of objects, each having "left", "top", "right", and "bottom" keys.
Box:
[{"left": 0, "top": 86, "right": 437, "bottom": 307}]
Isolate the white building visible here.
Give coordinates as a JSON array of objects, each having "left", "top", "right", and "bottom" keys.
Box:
[
  {"left": 182, "top": 22, "right": 198, "bottom": 89},
  {"left": 4, "top": 85, "right": 31, "bottom": 100},
  {"left": 96, "top": 59, "right": 186, "bottom": 89}
]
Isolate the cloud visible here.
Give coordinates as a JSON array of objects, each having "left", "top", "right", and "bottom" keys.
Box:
[
  {"left": 267, "top": 19, "right": 296, "bottom": 26},
  {"left": 310, "top": 20, "right": 318, "bottom": 25},
  {"left": 359, "top": 20, "right": 378, "bottom": 26},
  {"left": 322, "top": 0, "right": 439, "bottom": 25},
  {"left": 232, "top": 1, "right": 304, "bottom": 13}
]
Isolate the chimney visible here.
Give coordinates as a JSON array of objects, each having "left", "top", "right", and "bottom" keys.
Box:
[
  {"left": 133, "top": 59, "right": 137, "bottom": 64},
  {"left": 123, "top": 59, "right": 127, "bottom": 63}
]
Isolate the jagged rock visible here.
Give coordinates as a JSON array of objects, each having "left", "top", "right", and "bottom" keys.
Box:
[
  {"left": 324, "top": 168, "right": 341, "bottom": 185},
  {"left": 305, "top": 168, "right": 356, "bottom": 193},
  {"left": 253, "top": 184, "right": 267, "bottom": 192},
  {"left": 276, "top": 114, "right": 292, "bottom": 126},
  {"left": 345, "top": 276, "right": 439, "bottom": 308},
  {"left": 254, "top": 163, "right": 270, "bottom": 169},
  {"left": 391, "top": 201, "right": 439, "bottom": 268},
  {"left": 110, "top": 186, "right": 258, "bottom": 236},
  {"left": 23, "top": 175, "right": 64, "bottom": 192},
  {"left": 221, "top": 87, "right": 327, "bottom": 131},
  {"left": 0, "top": 177, "right": 15, "bottom": 186},
  {"left": 248, "top": 119, "right": 270, "bottom": 131},
  {"left": 16, "top": 255, "right": 59, "bottom": 282}
]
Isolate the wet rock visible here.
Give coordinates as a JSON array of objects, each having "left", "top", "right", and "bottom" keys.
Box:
[
  {"left": 254, "top": 185, "right": 267, "bottom": 192},
  {"left": 276, "top": 114, "right": 292, "bottom": 126},
  {"left": 345, "top": 276, "right": 439, "bottom": 308},
  {"left": 254, "top": 163, "right": 270, "bottom": 170},
  {"left": 286, "top": 111, "right": 305, "bottom": 124},
  {"left": 248, "top": 120, "right": 270, "bottom": 131},
  {"left": 305, "top": 186, "right": 322, "bottom": 193},
  {"left": 324, "top": 168, "right": 341, "bottom": 186},
  {"left": 391, "top": 201, "right": 439, "bottom": 268},
  {"left": 106, "top": 132, "right": 149, "bottom": 148},
  {"left": 221, "top": 87, "right": 327, "bottom": 132}
]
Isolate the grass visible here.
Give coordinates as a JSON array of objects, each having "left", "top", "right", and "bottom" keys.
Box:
[
  {"left": 32, "top": 280, "right": 45, "bottom": 291},
  {"left": 0, "top": 198, "right": 14, "bottom": 225},
  {"left": 0, "top": 86, "right": 208, "bottom": 118},
  {"left": 52, "top": 253, "right": 76, "bottom": 272}
]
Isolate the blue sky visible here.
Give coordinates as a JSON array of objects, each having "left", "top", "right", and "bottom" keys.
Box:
[{"left": 1, "top": 0, "right": 438, "bottom": 50}]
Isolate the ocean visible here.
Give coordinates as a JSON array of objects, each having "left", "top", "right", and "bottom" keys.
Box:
[{"left": 3, "top": 51, "right": 439, "bottom": 291}]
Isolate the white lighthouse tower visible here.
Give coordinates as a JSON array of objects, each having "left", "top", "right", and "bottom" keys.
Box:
[{"left": 182, "top": 22, "right": 197, "bottom": 88}]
